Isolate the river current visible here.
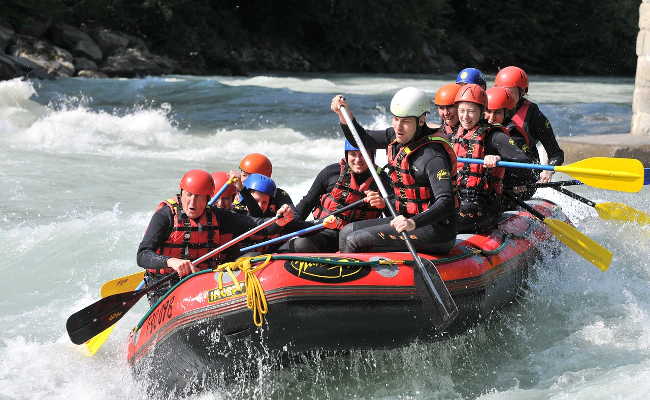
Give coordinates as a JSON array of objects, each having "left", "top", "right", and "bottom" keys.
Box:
[{"left": 0, "top": 73, "right": 648, "bottom": 399}]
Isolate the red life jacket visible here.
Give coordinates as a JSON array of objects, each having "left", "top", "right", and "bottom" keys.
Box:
[
  {"left": 441, "top": 122, "right": 457, "bottom": 139},
  {"left": 312, "top": 160, "right": 383, "bottom": 225},
  {"left": 451, "top": 124, "right": 506, "bottom": 196},
  {"left": 150, "top": 197, "right": 233, "bottom": 274},
  {"left": 510, "top": 99, "right": 532, "bottom": 151},
  {"left": 386, "top": 134, "right": 459, "bottom": 218}
]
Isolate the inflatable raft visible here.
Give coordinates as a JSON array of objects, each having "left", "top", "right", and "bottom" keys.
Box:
[{"left": 127, "top": 199, "right": 565, "bottom": 393}]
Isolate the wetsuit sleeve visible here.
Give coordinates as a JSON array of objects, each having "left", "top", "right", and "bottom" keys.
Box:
[
  {"left": 528, "top": 107, "right": 564, "bottom": 165},
  {"left": 137, "top": 207, "right": 174, "bottom": 270},
  {"left": 274, "top": 188, "right": 295, "bottom": 209},
  {"left": 486, "top": 130, "right": 531, "bottom": 163},
  {"left": 486, "top": 129, "right": 532, "bottom": 181},
  {"left": 340, "top": 118, "right": 391, "bottom": 151},
  {"left": 239, "top": 188, "right": 264, "bottom": 217},
  {"left": 295, "top": 164, "right": 339, "bottom": 220},
  {"left": 410, "top": 146, "right": 455, "bottom": 226}
]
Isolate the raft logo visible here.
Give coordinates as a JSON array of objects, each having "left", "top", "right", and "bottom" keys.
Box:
[
  {"left": 436, "top": 169, "right": 450, "bottom": 180},
  {"left": 207, "top": 282, "right": 245, "bottom": 303},
  {"left": 284, "top": 257, "right": 371, "bottom": 283}
]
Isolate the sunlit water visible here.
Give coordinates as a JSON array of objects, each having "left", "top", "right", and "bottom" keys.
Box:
[{"left": 0, "top": 74, "right": 647, "bottom": 400}]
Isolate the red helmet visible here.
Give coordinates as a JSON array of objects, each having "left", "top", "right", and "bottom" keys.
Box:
[
  {"left": 179, "top": 169, "right": 214, "bottom": 196},
  {"left": 454, "top": 84, "right": 487, "bottom": 107},
  {"left": 239, "top": 153, "right": 272, "bottom": 177},
  {"left": 434, "top": 83, "right": 462, "bottom": 106},
  {"left": 211, "top": 171, "right": 237, "bottom": 197},
  {"left": 495, "top": 66, "right": 529, "bottom": 93},
  {"left": 486, "top": 87, "right": 516, "bottom": 111}
]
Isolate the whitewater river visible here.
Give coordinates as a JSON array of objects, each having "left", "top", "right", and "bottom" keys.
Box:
[{"left": 0, "top": 73, "right": 648, "bottom": 399}]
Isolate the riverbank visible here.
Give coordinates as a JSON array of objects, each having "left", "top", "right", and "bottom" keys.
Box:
[{"left": 559, "top": 134, "right": 650, "bottom": 166}]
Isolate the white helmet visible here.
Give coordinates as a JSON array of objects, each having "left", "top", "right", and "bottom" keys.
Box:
[{"left": 389, "top": 87, "right": 430, "bottom": 118}]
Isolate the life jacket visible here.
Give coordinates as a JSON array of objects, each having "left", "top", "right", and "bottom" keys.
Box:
[
  {"left": 510, "top": 99, "right": 533, "bottom": 152},
  {"left": 149, "top": 196, "right": 233, "bottom": 274},
  {"left": 312, "top": 160, "right": 383, "bottom": 225},
  {"left": 451, "top": 124, "right": 506, "bottom": 198},
  {"left": 440, "top": 122, "right": 457, "bottom": 140},
  {"left": 386, "top": 134, "right": 459, "bottom": 218}
]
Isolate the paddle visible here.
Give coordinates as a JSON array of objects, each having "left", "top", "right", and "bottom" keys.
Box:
[
  {"left": 240, "top": 197, "right": 367, "bottom": 252},
  {"left": 84, "top": 278, "right": 144, "bottom": 356},
  {"left": 457, "top": 157, "right": 644, "bottom": 193},
  {"left": 645, "top": 168, "right": 649, "bottom": 186},
  {"left": 208, "top": 177, "right": 237, "bottom": 206},
  {"left": 551, "top": 186, "right": 650, "bottom": 225},
  {"left": 100, "top": 271, "right": 146, "bottom": 298},
  {"left": 66, "top": 216, "right": 280, "bottom": 345},
  {"left": 504, "top": 193, "right": 612, "bottom": 271},
  {"left": 339, "top": 106, "right": 458, "bottom": 328}
]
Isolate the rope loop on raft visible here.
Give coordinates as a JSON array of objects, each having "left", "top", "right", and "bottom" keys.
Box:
[{"left": 213, "top": 255, "right": 274, "bottom": 327}]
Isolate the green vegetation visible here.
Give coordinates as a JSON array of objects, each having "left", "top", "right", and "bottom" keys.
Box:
[{"left": 3, "top": 0, "right": 639, "bottom": 75}]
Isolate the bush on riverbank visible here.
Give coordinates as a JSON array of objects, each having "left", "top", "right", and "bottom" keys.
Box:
[{"left": 1, "top": 0, "right": 640, "bottom": 78}]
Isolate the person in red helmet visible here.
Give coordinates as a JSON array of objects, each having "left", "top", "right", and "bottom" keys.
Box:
[
  {"left": 432, "top": 83, "right": 462, "bottom": 139},
  {"left": 137, "top": 169, "right": 294, "bottom": 303},
  {"left": 231, "top": 153, "right": 294, "bottom": 217},
  {"left": 210, "top": 171, "right": 237, "bottom": 209},
  {"left": 451, "top": 84, "right": 530, "bottom": 233},
  {"left": 484, "top": 87, "right": 516, "bottom": 125},
  {"left": 494, "top": 66, "right": 564, "bottom": 183},
  {"left": 485, "top": 87, "right": 537, "bottom": 204}
]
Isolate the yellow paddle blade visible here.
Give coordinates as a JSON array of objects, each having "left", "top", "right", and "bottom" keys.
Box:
[
  {"left": 543, "top": 218, "right": 612, "bottom": 271},
  {"left": 83, "top": 326, "right": 114, "bottom": 356},
  {"left": 556, "top": 157, "right": 643, "bottom": 193},
  {"left": 595, "top": 202, "right": 650, "bottom": 225},
  {"left": 100, "top": 271, "right": 145, "bottom": 298}
]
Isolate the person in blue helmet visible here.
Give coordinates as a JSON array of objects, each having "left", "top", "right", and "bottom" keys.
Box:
[
  {"left": 456, "top": 67, "right": 486, "bottom": 90},
  {"left": 232, "top": 173, "right": 278, "bottom": 216},
  {"left": 279, "top": 140, "right": 389, "bottom": 253},
  {"left": 234, "top": 173, "right": 296, "bottom": 254}
]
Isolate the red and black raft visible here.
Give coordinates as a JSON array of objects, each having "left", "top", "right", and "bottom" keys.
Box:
[{"left": 127, "top": 199, "right": 565, "bottom": 393}]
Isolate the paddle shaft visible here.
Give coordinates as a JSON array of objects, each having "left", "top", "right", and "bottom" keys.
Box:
[
  {"left": 340, "top": 107, "right": 457, "bottom": 326},
  {"left": 535, "top": 180, "right": 583, "bottom": 188},
  {"left": 208, "top": 178, "right": 235, "bottom": 206},
  {"left": 505, "top": 193, "right": 547, "bottom": 221},
  {"left": 66, "top": 216, "right": 279, "bottom": 345},
  {"left": 551, "top": 186, "right": 596, "bottom": 207},
  {"left": 240, "top": 198, "right": 366, "bottom": 252}
]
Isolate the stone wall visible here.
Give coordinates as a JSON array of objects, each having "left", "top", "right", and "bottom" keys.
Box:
[{"left": 633, "top": 0, "right": 650, "bottom": 135}]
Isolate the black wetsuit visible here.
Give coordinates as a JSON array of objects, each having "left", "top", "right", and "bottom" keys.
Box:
[
  {"left": 137, "top": 205, "right": 276, "bottom": 303},
  {"left": 453, "top": 125, "right": 530, "bottom": 233},
  {"left": 280, "top": 163, "right": 389, "bottom": 253},
  {"left": 338, "top": 119, "right": 457, "bottom": 254},
  {"left": 502, "top": 99, "right": 564, "bottom": 206}
]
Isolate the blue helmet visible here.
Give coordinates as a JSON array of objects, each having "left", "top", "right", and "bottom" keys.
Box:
[
  {"left": 243, "top": 173, "right": 276, "bottom": 196},
  {"left": 456, "top": 68, "right": 486, "bottom": 88},
  {"left": 344, "top": 139, "right": 359, "bottom": 151}
]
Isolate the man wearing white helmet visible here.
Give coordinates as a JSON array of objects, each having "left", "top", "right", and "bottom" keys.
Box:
[{"left": 330, "top": 88, "right": 459, "bottom": 254}]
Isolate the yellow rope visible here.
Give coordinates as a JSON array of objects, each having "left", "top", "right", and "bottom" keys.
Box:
[{"left": 213, "top": 255, "right": 274, "bottom": 327}]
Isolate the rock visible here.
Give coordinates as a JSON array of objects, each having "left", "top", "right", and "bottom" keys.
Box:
[
  {"left": 49, "top": 23, "right": 103, "bottom": 62},
  {"left": 17, "top": 15, "right": 52, "bottom": 38},
  {"left": 77, "top": 69, "right": 108, "bottom": 78},
  {"left": 100, "top": 47, "right": 177, "bottom": 77},
  {"left": 0, "top": 23, "right": 15, "bottom": 53},
  {"left": 90, "top": 28, "right": 129, "bottom": 55},
  {"left": 0, "top": 54, "right": 22, "bottom": 80},
  {"left": 10, "top": 35, "right": 74, "bottom": 77},
  {"left": 0, "top": 54, "right": 51, "bottom": 80},
  {"left": 74, "top": 56, "right": 97, "bottom": 71}
]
